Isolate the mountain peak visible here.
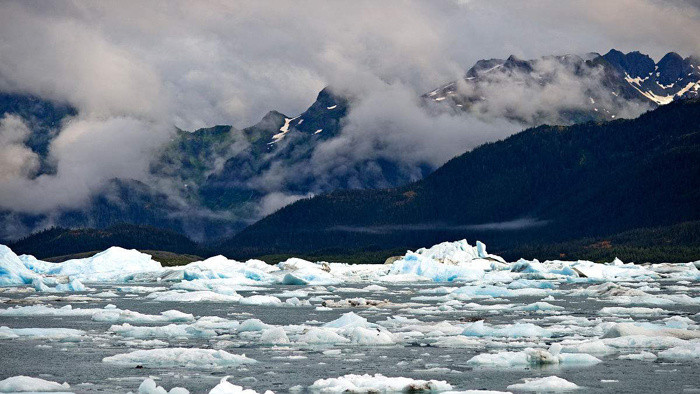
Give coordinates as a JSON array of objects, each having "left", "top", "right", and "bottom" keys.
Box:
[
  {"left": 657, "top": 52, "right": 685, "bottom": 85},
  {"left": 659, "top": 51, "right": 683, "bottom": 63},
  {"left": 506, "top": 54, "right": 522, "bottom": 62},
  {"left": 261, "top": 110, "right": 287, "bottom": 122},
  {"left": 603, "top": 48, "right": 625, "bottom": 60},
  {"left": 602, "top": 49, "right": 654, "bottom": 78},
  {"left": 503, "top": 54, "right": 532, "bottom": 72}
]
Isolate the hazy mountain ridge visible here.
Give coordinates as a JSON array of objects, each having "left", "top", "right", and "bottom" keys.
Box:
[
  {"left": 219, "top": 98, "right": 700, "bottom": 257},
  {"left": 1, "top": 49, "right": 697, "bottom": 241},
  {"left": 424, "top": 50, "right": 699, "bottom": 124}
]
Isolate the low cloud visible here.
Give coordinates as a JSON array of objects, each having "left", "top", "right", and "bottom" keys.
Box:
[
  {"left": 0, "top": 115, "right": 40, "bottom": 181},
  {"left": 0, "top": 0, "right": 697, "bottom": 237},
  {"left": 0, "top": 116, "right": 172, "bottom": 213},
  {"left": 330, "top": 218, "right": 550, "bottom": 234}
]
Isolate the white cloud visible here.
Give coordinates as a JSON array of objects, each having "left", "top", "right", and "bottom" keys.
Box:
[
  {"left": 0, "top": 0, "right": 697, "bottom": 221},
  {"left": 0, "top": 115, "right": 40, "bottom": 181}
]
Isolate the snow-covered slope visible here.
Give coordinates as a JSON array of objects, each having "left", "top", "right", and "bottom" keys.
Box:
[
  {"left": 424, "top": 50, "right": 699, "bottom": 125},
  {"left": 607, "top": 50, "right": 700, "bottom": 104}
]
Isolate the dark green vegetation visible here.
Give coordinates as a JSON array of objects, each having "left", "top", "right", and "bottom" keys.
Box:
[
  {"left": 3, "top": 50, "right": 698, "bottom": 243},
  {"left": 11, "top": 220, "right": 700, "bottom": 265},
  {"left": 8, "top": 99, "right": 700, "bottom": 264},
  {"left": 251, "top": 221, "right": 700, "bottom": 265},
  {"left": 0, "top": 88, "right": 354, "bottom": 241},
  {"left": 500, "top": 221, "right": 700, "bottom": 264},
  {"left": 220, "top": 99, "right": 700, "bottom": 261},
  {"left": 3, "top": 51, "right": 700, "bottom": 264},
  {"left": 9, "top": 223, "right": 205, "bottom": 259}
]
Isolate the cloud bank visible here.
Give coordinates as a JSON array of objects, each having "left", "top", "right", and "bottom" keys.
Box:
[{"left": 0, "top": 0, "right": 697, "bottom": 233}]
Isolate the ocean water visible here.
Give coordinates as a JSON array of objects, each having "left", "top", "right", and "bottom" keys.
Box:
[{"left": 1, "top": 281, "right": 698, "bottom": 393}]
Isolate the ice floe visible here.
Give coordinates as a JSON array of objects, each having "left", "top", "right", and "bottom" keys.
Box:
[
  {"left": 506, "top": 376, "right": 579, "bottom": 391},
  {"left": 657, "top": 342, "right": 700, "bottom": 362},
  {"left": 467, "top": 344, "right": 600, "bottom": 368},
  {"left": 103, "top": 348, "right": 256, "bottom": 368},
  {"left": 0, "top": 376, "right": 71, "bottom": 392},
  {"left": 1, "top": 239, "right": 699, "bottom": 392},
  {"left": 2, "top": 240, "right": 699, "bottom": 288},
  {"left": 0, "top": 326, "right": 85, "bottom": 341},
  {"left": 308, "top": 374, "right": 452, "bottom": 393},
  {"left": 134, "top": 378, "right": 189, "bottom": 394},
  {"left": 209, "top": 376, "right": 273, "bottom": 394},
  {"left": 462, "top": 321, "right": 553, "bottom": 338}
]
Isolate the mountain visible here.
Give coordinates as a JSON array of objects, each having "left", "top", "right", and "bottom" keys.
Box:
[
  {"left": 602, "top": 50, "right": 700, "bottom": 102},
  {"left": 0, "top": 88, "right": 352, "bottom": 240},
  {"left": 219, "top": 98, "right": 700, "bottom": 258},
  {"left": 424, "top": 50, "right": 699, "bottom": 124},
  {"left": 9, "top": 223, "right": 204, "bottom": 259},
  {"left": 1, "top": 50, "right": 697, "bottom": 242}
]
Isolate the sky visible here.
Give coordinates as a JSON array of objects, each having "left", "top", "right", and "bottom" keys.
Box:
[{"left": 0, "top": 0, "right": 698, "bottom": 227}]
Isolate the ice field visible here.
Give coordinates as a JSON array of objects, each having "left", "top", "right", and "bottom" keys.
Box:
[{"left": 0, "top": 240, "right": 699, "bottom": 393}]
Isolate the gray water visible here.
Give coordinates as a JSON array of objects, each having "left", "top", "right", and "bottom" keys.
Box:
[{"left": 1, "top": 282, "right": 698, "bottom": 393}]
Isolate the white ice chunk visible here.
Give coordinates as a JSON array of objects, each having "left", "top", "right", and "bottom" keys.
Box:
[
  {"left": 298, "top": 328, "right": 350, "bottom": 345},
  {"left": 308, "top": 374, "right": 452, "bottom": 393},
  {"left": 467, "top": 346, "right": 600, "bottom": 368},
  {"left": 240, "top": 295, "right": 283, "bottom": 306},
  {"left": 136, "top": 378, "right": 189, "bottom": 394},
  {"left": 28, "top": 247, "right": 161, "bottom": 281},
  {"left": 506, "top": 376, "right": 579, "bottom": 391},
  {"left": 93, "top": 309, "right": 194, "bottom": 323},
  {"left": 462, "top": 320, "right": 552, "bottom": 338},
  {"left": 238, "top": 319, "right": 272, "bottom": 332},
  {"left": 0, "top": 245, "right": 40, "bottom": 285},
  {"left": 259, "top": 327, "right": 290, "bottom": 345},
  {"left": 0, "top": 376, "right": 70, "bottom": 392},
  {"left": 602, "top": 323, "right": 700, "bottom": 340},
  {"left": 323, "top": 312, "right": 373, "bottom": 329},
  {"left": 0, "top": 326, "right": 85, "bottom": 341},
  {"left": 657, "top": 342, "right": 700, "bottom": 362},
  {"left": 146, "top": 290, "right": 242, "bottom": 303},
  {"left": 102, "top": 348, "right": 256, "bottom": 368},
  {"left": 209, "top": 376, "right": 272, "bottom": 394},
  {"left": 108, "top": 323, "right": 217, "bottom": 339}
]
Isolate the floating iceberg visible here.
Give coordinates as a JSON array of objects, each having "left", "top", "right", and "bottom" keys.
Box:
[
  {"left": 108, "top": 323, "right": 218, "bottom": 339},
  {"left": 0, "top": 245, "right": 40, "bottom": 285},
  {"left": 467, "top": 344, "right": 600, "bottom": 368},
  {"left": 387, "top": 252, "right": 485, "bottom": 282},
  {"left": 146, "top": 290, "right": 243, "bottom": 302},
  {"left": 602, "top": 323, "right": 700, "bottom": 340},
  {"left": 239, "top": 295, "right": 283, "bottom": 306},
  {"left": 0, "top": 376, "right": 70, "bottom": 393},
  {"left": 93, "top": 308, "right": 194, "bottom": 323},
  {"left": 506, "top": 376, "right": 579, "bottom": 391},
  {"left": 209, "top": 377, "right": 273, "bottom": 394},
  {"left": 297, "top": 328, "right": 350, "bottom": 345},
  {"left": 259, "top": 327, "right": 290, "bottom": 345},
  {"left": 323, "top": 312, "right": 374, "bottom": 329},
  {"left": 2, "top": 239, "right": 699, "bottom": 290},
  {"left": 462, "top": 320, "right": 553, "bottom": 338},
  {"left": 308, "top": 374, "right": 453, "bottom": 393},
  {"left": 413, "top": 239, "right": 505, "bottom": 265},
  {"left": 27, "top": 247, "right": 162, "bottom": 281},
  {"left": 102, "top": 348, "right": 256, "bottom": 368},
  {"left": 135, "top": 378, "right": 189, "bottom": 394},
  {"left": 657, "top": 342, "right": 700, "bottom": 362},
  {"left": 0, "top": 304, "right": 98, "bottom": 317},
  {"left": 0, "top": 326, "right": 85, "bottom": 341}
]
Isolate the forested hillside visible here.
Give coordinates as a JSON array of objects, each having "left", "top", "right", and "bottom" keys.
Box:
[{"left": 221, "top": 99, "right": 700, "bottom": 258}]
